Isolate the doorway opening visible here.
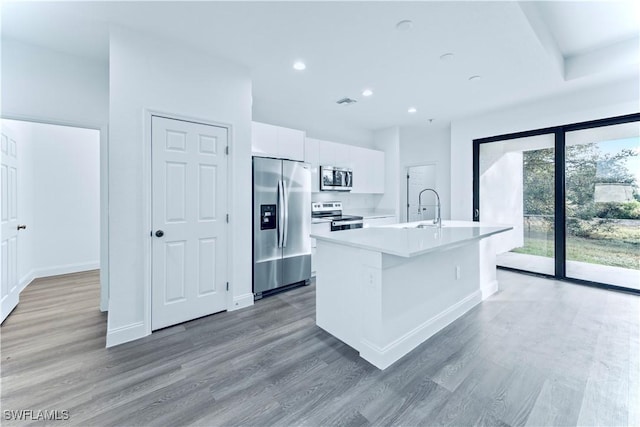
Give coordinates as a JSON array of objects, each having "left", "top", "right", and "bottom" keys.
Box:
[
  {"left": 0, "top": 119, "right": 101, "bottom": 323},
  {"left": 406, "top": 164, "right": 437, "bottom": 222}
]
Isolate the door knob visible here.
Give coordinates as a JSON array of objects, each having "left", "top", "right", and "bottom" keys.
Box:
[
  {"left": 17, "top": 224, "right": 27, "bottom": 230},
  {"left": 155, "top": 230, "right": 164, "bottom": 237}
]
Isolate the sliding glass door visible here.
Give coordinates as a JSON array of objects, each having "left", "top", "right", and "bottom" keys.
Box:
[
  {"left": 473, "top": 113, "right": 640, "bottom": 293},
  {"left": 564, "top": 122, "right": 639, "bottom": 290},
  {"left": 478, "top": 134, "right": 555, "bottom": 275}
]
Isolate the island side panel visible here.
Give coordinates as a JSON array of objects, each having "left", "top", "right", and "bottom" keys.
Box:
[
  {"left": 315, "top": 240, "right": 382, "bottom": 352},
  {"left": 479, "top": 237, "right": 499, "bottom": 299},
  {"left": 359, "top": 241, "right": 482, "bottom": 370}
]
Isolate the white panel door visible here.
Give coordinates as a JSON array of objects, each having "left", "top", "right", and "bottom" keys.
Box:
[
  {"left": 407, "top": 165, "right": 437, "bottom": 222},
  {"left": 152, "top": 116, "right": 228, "bottom": 330},
  {"left": 1, "top": 130, "right": 20, "bottom": 323}
]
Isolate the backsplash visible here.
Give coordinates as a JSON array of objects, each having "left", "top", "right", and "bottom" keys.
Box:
[{"left": 311, "top": 192, "right": 382, "bottom": 211}]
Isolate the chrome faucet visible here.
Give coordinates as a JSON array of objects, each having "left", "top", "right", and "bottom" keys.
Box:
[{"left": 418, "top": 188, "right": 441, "bottom": 227}]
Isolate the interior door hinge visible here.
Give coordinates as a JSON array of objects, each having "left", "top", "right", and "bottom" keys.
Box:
[
  {"left": 225, "top": 146, "right": 229, "bottom": 155},
  {"left": 226, "top": 282, "right": 229, "bottom": 291},
  {"left": 226, "top": 214, "right": 229, "bottom": 223}
]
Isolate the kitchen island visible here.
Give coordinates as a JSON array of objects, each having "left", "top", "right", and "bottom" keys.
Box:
[{"left": 311, "top": 220, "right": 512, "bottom": 369}]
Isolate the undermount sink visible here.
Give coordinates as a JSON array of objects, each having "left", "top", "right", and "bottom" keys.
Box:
[{"left": 403, "top": 222, "right": 444, "bottom": 229}]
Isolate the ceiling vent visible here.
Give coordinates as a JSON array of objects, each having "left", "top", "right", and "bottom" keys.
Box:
[{"left": 336, "top": 97, "right": 358, "bottom": 105}]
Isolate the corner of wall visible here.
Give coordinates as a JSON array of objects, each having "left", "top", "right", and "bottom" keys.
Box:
[{"left": 105, "top": 321, "right": 147, "bottom": 348}]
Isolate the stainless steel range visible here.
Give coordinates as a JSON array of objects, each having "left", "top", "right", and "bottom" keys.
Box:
[{"left": 311, "top": 202, "right": 363, "bottom": 231}]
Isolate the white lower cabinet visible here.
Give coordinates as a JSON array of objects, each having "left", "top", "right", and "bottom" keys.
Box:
[
  {"left": 310, "top": 221, "right": 331, "bottom": 275},
  {"left": 363, "top": 216, "right": 397, "bottom": 228}
]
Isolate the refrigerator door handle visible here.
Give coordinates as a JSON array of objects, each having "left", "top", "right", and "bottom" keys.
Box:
[
  {"left": 283, "top": 180, "right": 289, "bottom": 248},
  {"left": 277, "top": 180, "right": 285, "bottom": 248}
]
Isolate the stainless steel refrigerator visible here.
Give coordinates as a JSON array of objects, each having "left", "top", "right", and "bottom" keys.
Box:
[{"left": 253, "top": 157, "right": 311, "bottom": 298}]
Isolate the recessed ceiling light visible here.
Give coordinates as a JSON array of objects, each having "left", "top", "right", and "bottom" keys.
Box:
[
  {"left": 362, "top": 89, "right": 373, "bottom": 97},
  {"left": 396, "top": 20, "right": 413, "bottom": 31},
  {"left": 293, "top": 61, "right": 306, "bottom": 71},
  {"left": 469, "top": 75, "right": 482, "bottom": 81},
  {"left": 408, "top": 107, "right": 417, "bottom": 114},
  {"left": 440, "top": 53, "right": 454, "bottom": 61}
]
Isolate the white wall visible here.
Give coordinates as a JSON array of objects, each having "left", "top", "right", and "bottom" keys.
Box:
[
  {"left": 32, "top": 123, "right": 101, "bottom": 273},
  {"left": 479, "top": 150, "right": 524, "bottom": 253},
  {"left": 1, "top": 39, "right": 108, "bottom": 126},
  {"left": 450, "top": 77, "right": 640, "bottom": 221},
  {"left": 373, "top": 127, "right": 400, "bottom": 217},
  {"left": 399, "top": 125, "right": 451, "bottom": 222},
  {"left": 107, "top": 27, "right": 253, "bottom": 347},
  {"left": 2, "top": 119, "right": 100, "bottom": 287},
  {"left": 1, "top": 38, "right": 110, "bottom": 311}
]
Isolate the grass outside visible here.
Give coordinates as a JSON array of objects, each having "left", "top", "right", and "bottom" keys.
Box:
[{"left": 511, "top": 221, "right": 640, "bottom": 270}]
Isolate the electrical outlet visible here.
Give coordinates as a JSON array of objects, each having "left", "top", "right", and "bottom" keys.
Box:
[{"left": 455, "top": 265, "right": 461, "bottom": 280}]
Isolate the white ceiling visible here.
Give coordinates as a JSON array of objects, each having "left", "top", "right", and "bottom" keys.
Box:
[{"left": 2, "top": 1, "right": 639, "bottom": 137}]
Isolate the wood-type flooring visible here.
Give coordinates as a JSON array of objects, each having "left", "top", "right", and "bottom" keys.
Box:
[{"left": 1, "top": 270, "right": 638, "bottom": 426}]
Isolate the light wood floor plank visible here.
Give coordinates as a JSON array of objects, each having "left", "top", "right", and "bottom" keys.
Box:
[{"left": 1, "top": 269, "right": 638, "bottom": 426}]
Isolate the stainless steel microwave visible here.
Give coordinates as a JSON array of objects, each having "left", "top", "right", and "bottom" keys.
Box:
[{"left": 320, "top": 166, "right": 353, "bottom": 191}]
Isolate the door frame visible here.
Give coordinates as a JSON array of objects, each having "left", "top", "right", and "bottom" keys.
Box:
[
  {"left": 143, "top": 110, "right": 233, "bottom": 335},
  {"left": 472, "top": 112, "right": 640, "bottom": 295},
  {"left": 0, "top": 113, "right": 109, "bottom": 311},
  {"left": 404, "top": 162, "right": 438, "bottom": 223}
]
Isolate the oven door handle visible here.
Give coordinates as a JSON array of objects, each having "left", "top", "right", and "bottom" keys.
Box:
[{"left": 332, "top": 220, "right": 363, "bottom": 226}]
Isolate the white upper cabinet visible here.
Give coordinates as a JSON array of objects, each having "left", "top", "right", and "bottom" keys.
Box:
[
  {"left": 277, "top": 126, "right": 304, "bottom": 161},
  {"left": 251, "top": 121, "right": 304, "bottom": 161},
  {"left": 307, "top": 137, "right": 385, "bottom": 194},
  {"left": 251, "top": 122, "right": 278, "bottom": 156},
  {"left": 368, "top": 149, "right": 385, "bottom": 194},
  {"left": 350, "top": 145, "right": 384, "bottom": 194},
  {"left": 304, "top": 138, "right": 320, "bottom": 193}
]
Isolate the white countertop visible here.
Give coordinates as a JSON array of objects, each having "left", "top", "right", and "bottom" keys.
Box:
[{"left": 311, "top": 220, "right": 512, "bottom": 257}]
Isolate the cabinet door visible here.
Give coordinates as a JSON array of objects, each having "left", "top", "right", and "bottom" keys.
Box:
[
  {"left": 305, "top": 138, "right": 320, "bottom": 193},
  {"left": 310, "top": 222, "right": 330, "bottom": 275},
  {"left": 333, "top": 142, "right": 350, "bottom": 168},
  {"left": 278, "top": 126, "right": 305, "bottom": 161},
  {"left": 370, "top": 149, "right": 385, "bottom": 193},
  {"left": 318, "top": 140, "right": 336, "bottom": 166},
  {"left": 349, "top": 145, "right": 367, "bottom": 193},
  {"left": 251, "top": 122, "right": 278, "bottom": 157}
]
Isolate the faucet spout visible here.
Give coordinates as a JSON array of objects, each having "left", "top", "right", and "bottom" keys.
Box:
[{"left": 417, "top": 188, "right": 441, "bottom": 227}]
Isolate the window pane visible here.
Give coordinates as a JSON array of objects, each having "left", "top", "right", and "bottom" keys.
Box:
[
  {"left": 480, "top": 134, "right": 555, "bottom": 275},
  {"left": 565, "top": 121, "right": 640, "bottom": 290}
]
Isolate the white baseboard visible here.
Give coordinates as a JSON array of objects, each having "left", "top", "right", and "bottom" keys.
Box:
[
  {"left": 19, "top": 270, "right": 37, "bottom": 293},
  {"left": 18, "top": 262, "right": 100, "bottom": 294},
  {"left": 35, "top": 261, "right": 100, "bottom": 279},
  {"left": 481, "top": 279, "right": 499, "bottom": 300},
  {"left": 229, "top": 292, "right": 254, "bottom": 311},
  {"left": 106, "top": 321, "right": 147, "bottom": 348},
  {"left": 360, "top": 290, "right": 482, "bottom": 370}
]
